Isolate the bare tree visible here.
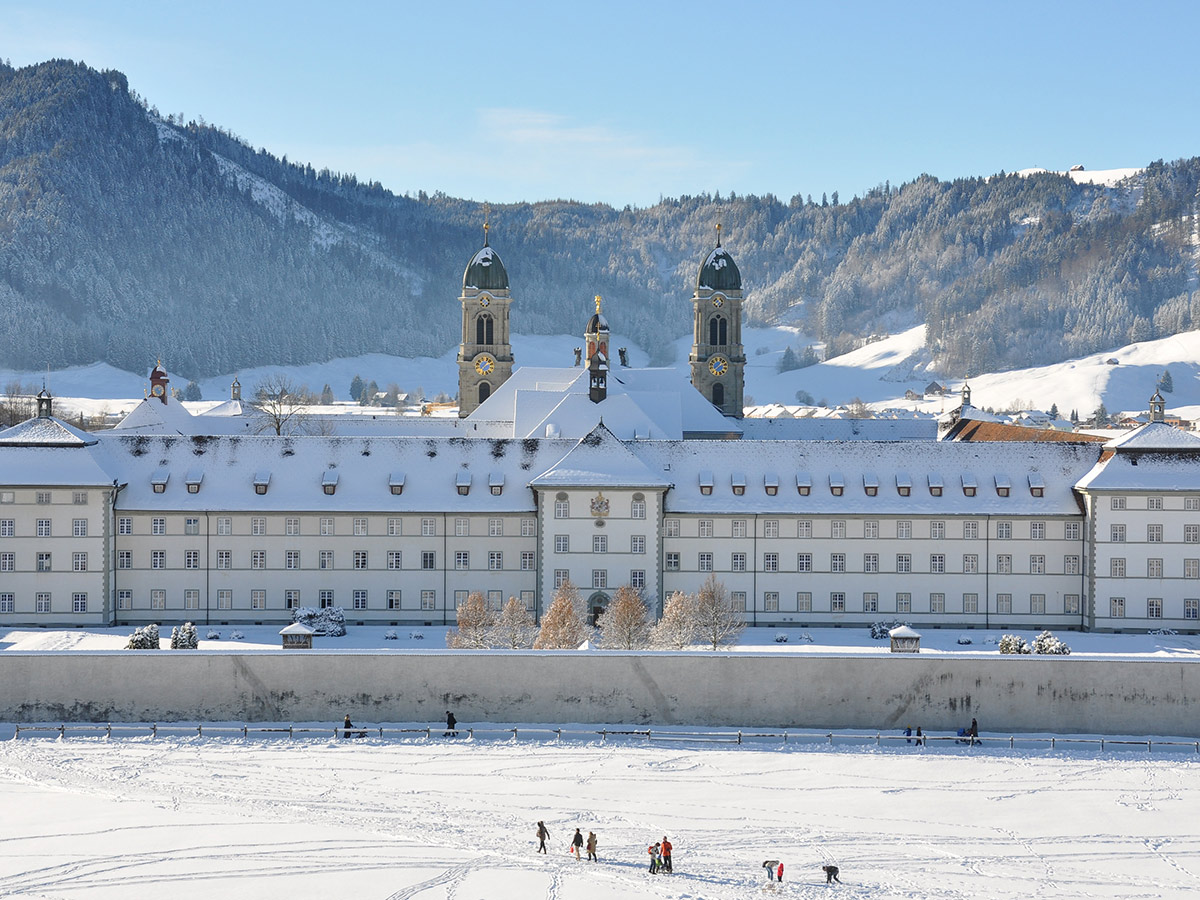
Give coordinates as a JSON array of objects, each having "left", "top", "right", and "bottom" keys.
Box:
[
  {"left": 490, "top": 596, "right": 537, "bottom": 649},
  {"left": 692, "top": 575, "right": 745, "bottom": 650},
  {"left": 446, "top": 591, "right": 495, "bottom": 649},
  {"left": 1, "top": 381, "right": 33, "bottom": 426},
  {"left": 598, "top": 585, "right": 651, "bottom": 649},
  {"left": 533, "top": 580, "right": 592, "bottom": 649},
  {"left": 650, "top": 590, "right": 698, "bottom": 649},
  {"left": 250, "top": 373, "right": 314, "bottom": 436}
]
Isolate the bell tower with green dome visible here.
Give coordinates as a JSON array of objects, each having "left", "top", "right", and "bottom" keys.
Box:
[
  {"left": 688, "top": 225, "right": 745, "bottom": 418},
  {"left": 457, "top": 221, "right": 514, "bottom": 417}
]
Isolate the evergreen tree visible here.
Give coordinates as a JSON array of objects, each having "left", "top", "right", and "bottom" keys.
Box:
[
  {"left": 183, "top": 381, "right": 202, "bottom": 401},
  {"left": 597, "top": 585, "right": 651, "bottom": 649},
  {"left": 1048, "top": 402, "right": 1059, "bottom": 419},
  {"left": 445, "top": 591, "right": 495, "bottom": 649},
  {"left": 320, "top": 383, "right": 334, "bottom": 405},
  {"left": 777, "top": 346, "right": 799, "bottom": 373},
  {"left": 533, "top": 581, "right": 591, "bottom": 649},
  {"left": 1160, "top": 369, "right": 1174, "bottom": 393},
  {"left": 1091, "top": 403, "right": 1110, "bottom": 426},
  {"left": 349, "top": 375, "right": 364, "bottom": 402}
]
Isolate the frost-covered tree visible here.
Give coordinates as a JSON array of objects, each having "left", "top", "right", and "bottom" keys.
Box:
[
  {"left": 692, "top": 575, "right": 745, "bottom": 650},
  {"left": 998, "top": 633, "right": 1031, "bottom": 654},
  {"left": 170, "top": 621, "right": 198, "bottom": 649},
  {"left": 533, "top": 580, "right": 591, "bottom": 649},
  {"left": 1031, "top": 630, "right": 1071, "bottom": 655},
  {"left": 125, "top": 623, "right": 160, "bottom": 649},
  {"left": 446, "top": 591, "right": 495, "bottom": 649},
  {"left": 292, "top": 605, "right": 347, "bottom": 636},
  {"left": 489, "top": 596, "right": 536, "bottom": 649},
  {"left": 598, "top": 585, "right": 651, "bottom": 649},
  {"left": 650, "top": 590, "right": 698, "bottom": 649}
]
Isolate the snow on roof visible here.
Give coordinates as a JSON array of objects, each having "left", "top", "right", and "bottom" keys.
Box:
[
  {"left": 738, "top": 417, "right": 935, "bottom": 441},
  {"left": 530, "top": 426, "right": 672, "bottom": 490},
  {"left": 0, "top": 416, "right": 97, "bottom": 446},
  {"left": 279, "top": 622, "right": 315, "bottom": 635},
  {"left": 889, "top": 625, "right": 921, "bottom": 638},
  {"left": 111, "top": 397, "right": 198, "bottom": 435},
  {"left": 1104, "top": 422, "right": 1200, "bottom": 452},
  {"left": 0, "top": 445, "right": 116, "bottom": 486}
]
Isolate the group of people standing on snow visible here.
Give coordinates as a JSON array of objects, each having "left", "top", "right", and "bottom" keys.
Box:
[{"left": 647, "top": 836, "right": 672, "bottom": 873}]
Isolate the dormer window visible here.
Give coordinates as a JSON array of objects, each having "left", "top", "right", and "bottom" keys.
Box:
[
  {"left": 796, "top": 472, "right": 811, "bottom": 496},
  {"left": 961, "top": 473, "right": 977, "bottom": 497},
  {"left": 928, "top": 473, "right": 943, "bottom": 497},
  {"left": 456, "top": 471, "right": 472, "bottom": 496},
  {"left": 151, "top": 469, "right": 169, "bottom": 494},
  {"left": 731, "top": 473, "right": 746, "bottom": 496},
  {"left": 829, "top": 473, "right": 844, "bottom": 497},
  {"left": 896, "top": 472, "right": 912, "bottom": 497},
  {"left": 253, "top": 471, "right": 271, "bottom": 495},
  {"left": 489, "top": 472, "right": 504, "bottom": 496},
  {"left": 699, "top": 470, "right": 714, "bottom": 496},
  {"left": 1028, "top": 473, "right": 1045, "bottom": 498},
  {"left": 185, "top": 470, "right": 203, "bottom": 495},
  {"left": 995, "top": 474, "right": 1011, "bottom": 498},
  {"left": 322, "top": 470, "right": 339, "bottom": 496},
  {"left": 389, "top": 472, "right": 405, "bottom": 496},
  {"left": 863, "top": 473, "right": 879, "bottom": 497},
  {"left": 764, "top": 474, "right": 778, "bottom": 496}
]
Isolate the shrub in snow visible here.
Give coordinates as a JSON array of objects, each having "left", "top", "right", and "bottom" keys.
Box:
[
  {"left": 956, "top": 634, "right": 973, "bottom": 645},
  {"left": 796, "top": 631, "right": 814, "bottom": 643},
  {"left": 999, "top": 634, "right": 1031, "bottom": 654},
  {"left": 170, "top": 622, "right": 198, "bottom": 649},
  {"left": 1150, "top": 628, "right": 1177, "bottom": 636},
  {"left": 292, "top": 606, "right": 347, "bottom": 636},
  {"left": 871, "top": 620, "right": 910, "bottom": 640},
  {"left": 446, "top": 592, "right": 496, "bottom": 648},
  {"left": 408, "top": 632, "right": 425, "bottom": 640},
  {"left": 384, "top": 630, "right": 398, "bottom": 640},
  {"left": 125, "top": 624, "right": 160, "bottom": 650},
  {"left": 1031, "top": 630, "right": 1071, "bottom": 655},
  {"left": 206, "top": 630, "right": 221, "bottom": 640},
  {"left": 230, "top": 630, "right": 245, "bottom": 640},
  {"left": 774, "top": 632, "right": 789, "bottom": 643}
]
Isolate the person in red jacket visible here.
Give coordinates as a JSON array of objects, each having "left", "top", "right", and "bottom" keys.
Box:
[
  {"left": 660, "top": 836, "right": 673, "bottom": 872},
  {"left": 776, "top": 862, "right": 784, "bottom": 883}
]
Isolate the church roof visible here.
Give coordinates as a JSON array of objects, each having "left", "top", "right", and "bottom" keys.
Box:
[
  {"left": 697, "top": 246, "right": 742, "bottom": 291},
  {"left": 1103, "top": 421, "right": 1200, "bottom": 452},
  {"left": 463, "top": 245, "right": 509, "bottom": 291},
  {"left": 530, "top": 425, "right": 672, "bottom": 490},
  {"left": 0, "top": 415, "right": 97, "bottom": 447},
  {"left": 111, "top": 397, "right": 198, "bottom": 435}
]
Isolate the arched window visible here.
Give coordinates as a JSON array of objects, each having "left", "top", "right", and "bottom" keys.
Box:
[
  {"left": 555, "top": 492, "right": 570, "bottom": 518},
  {"left": 712, "top": 383, "right": 725, "bottom": 407},
  {"left": 478, "top": 382, "right": 491, "bottom": 404},
  {"left": 476, "top": 314, "right": 494, "bottom": 345},
  {"left": 709, "top": 315, "right": 727, "bottom": 346}
]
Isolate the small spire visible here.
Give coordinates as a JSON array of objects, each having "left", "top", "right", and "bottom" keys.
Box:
[
  {"left": 595, "top": 294, "right": 602, "bottom": 315},
  {"left": 483, "top": 203, "right": 490, "bottom": 246},
  {"left": 716, "top": 222, "right": 722, "bottom": 248}
]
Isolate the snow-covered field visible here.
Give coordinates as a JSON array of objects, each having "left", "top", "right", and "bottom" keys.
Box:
[{"left": 2, "top": 730, "right": 1199, "bottom": 898}]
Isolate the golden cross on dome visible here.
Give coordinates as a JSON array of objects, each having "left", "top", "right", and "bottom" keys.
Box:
[
  {"left": 594, "top": 294, "right": 602, "bottom": 314},
  {"left": 716, "top": 222, "right": 722, "bottom": 247},
  {"left": 483, "top": 203, "right": 490, "bottom": 246}
]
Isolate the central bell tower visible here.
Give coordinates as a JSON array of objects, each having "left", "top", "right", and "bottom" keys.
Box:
[
  {"left": 457, "top": 221, "right": 514, "bottom": 417},
  {"left": 688, "top": 226, "right": 745, "bottom": 417}
]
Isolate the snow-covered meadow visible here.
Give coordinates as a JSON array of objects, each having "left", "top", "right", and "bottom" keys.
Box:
[{"left": 2, "top": 729, "right": 1199, "bottom": 899}]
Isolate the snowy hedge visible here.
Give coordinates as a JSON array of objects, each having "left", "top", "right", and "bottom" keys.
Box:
[
  {"left": 125, "top": 624, "right": 160, "bottom": 650},
  {"left": 998, "top": 634, "right": 1030, "bottom": 654},
  {"left": 170, "top": 622, "right": 199, "bottom": 650},
  {"left": 1031, "top": 630, "right": 1071, "bottom": 655},
  {"left": 870, "top": 620, "right": 911, "bottom": 640},
  {"left": 291, "top": 606, "right": 347, "bottom": 636}
]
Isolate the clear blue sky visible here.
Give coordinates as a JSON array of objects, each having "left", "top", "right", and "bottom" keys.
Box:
[{"left": 4, "top": 0, "right": 1199, "bottom": 207}]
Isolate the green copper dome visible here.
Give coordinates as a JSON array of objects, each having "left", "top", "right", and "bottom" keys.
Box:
[
  {"left": 463, "top": 245, "right": 509, "bottom": 291},
  {"left": 697, "top": 246, "right": 741, "bottom": 291}
]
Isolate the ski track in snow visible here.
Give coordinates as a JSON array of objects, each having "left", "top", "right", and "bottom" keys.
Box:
[{"left": 2, "top": 738, "right": 1200, "bottom": 898}]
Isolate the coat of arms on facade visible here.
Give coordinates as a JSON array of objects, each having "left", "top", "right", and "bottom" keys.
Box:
[{"left": 590, "top": 492, "right": 610, "bottom": 517}]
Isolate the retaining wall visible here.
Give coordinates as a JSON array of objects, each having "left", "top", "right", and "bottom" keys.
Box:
[{"left": 1, "top": 652, "right": 1196, "bottom": 736}]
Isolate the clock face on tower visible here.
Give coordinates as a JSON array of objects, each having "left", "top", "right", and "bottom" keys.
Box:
[
  {"left": 475, "top": 355, "right": 496, "bottom": 376},
  {"left": 708, "top": 355, "right": 729, "bottom": 376},
  {"left": 150, "top": 384, "right": 165, "bottom": 397},
  {"left": 711, "top": 295, "right": 724, "bottom": 308},
  {"left": 479, "top": 295, "right": 490, "bottom": 307}
]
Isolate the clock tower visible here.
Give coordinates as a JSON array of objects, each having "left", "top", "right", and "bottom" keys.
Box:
[
  {"left": 688, "top": 226, "right": 745, "bottom": 417},
  {"left": 457, "top": 224, "right": 514, "bottom": 417}
]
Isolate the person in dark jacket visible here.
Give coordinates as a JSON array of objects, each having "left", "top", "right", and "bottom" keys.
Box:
[
  {"left": 444, "top": 710, "right": 458, "bottom": 737},
  {"left": 343, "top": 715, "right": 354, "bottom": 739},
  {"left": 536, "top": 821, "right": 550, "bottom": 853},
  {"left": 969, "top": 717, "right": 979, "bottom": 744},
  {"left": 571, "top": 828, "right": 584, "bottom": 859},
  {"left": 823, "top": 864, "right": 842, "bottom": 883}
]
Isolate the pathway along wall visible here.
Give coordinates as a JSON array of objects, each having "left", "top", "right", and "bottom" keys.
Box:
[{"left": 1, "top": 653, "right": 1197, "bottom": 737}]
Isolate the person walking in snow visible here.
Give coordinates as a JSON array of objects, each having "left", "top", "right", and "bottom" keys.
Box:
[
  {"left": 762, "top": 859, "right": 779, "bottom": 882},
  {"left": 586, "top": 831, "right": 597, "bottom": 861},
  {"left": 823, "top": 864, "right": 842, "bottom": 884},
  {"left": 536, "top": 821, "right": 550, "bottom": 853},
  {"left": 649, "top": 842, "right": 660, "bottom": 873},
  {"left": 660, "top": 836, "right": 672, "bottom": 872},
  {"left": 969, "top": 717, "right": 979, "bottom": 744},
  {"left": 342, "top": 715, "right": 354, "bottom": 739},
  {"left": 571, "top": 828, "right": 584, "bottom": 859},
  {"left": 444, "top": 710, "right": 458, "bottom": 737}
]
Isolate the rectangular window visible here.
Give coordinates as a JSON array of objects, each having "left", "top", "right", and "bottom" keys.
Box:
[
  {"left": 997, "top": 593, "right": 1013, "bottom": 615},
  {"left": 1110, "top": 558, "right": 1126, "bottom": 578},
  {"left": 896, "top": 554, "right": 911, "bottom": 573},
  {"left": 554, "top": 569, "right": 569, "bottom": 588},
  {"left": 116, "top": 590, "right": 131, "bottom": 611},
  {"left": 631, "top": 499, "right": 647, "bottom": 519},
  {"left": 896, "top": 592, "right": 911, "bottom": 613},
  {"left": 354, "top": 518, "right": 368, "bottom": 536},
  {"left": 698, "top": 519, "right": 714, "bottom": 538},
  {"left": 759, "top": 591, "right": 778, "bottom": 612},
  {"left": 152, "top": 517, "right": 168, "bottom": 536},
  {"left": 864, "top": 520, "right": 879, "bottom": 540},
  {"left": 553, "top": 497, "right": 571, "bottom": 519},
  {"left": 593, "top": 534, "right": 607, "bottom": 553},
  {"left": 863, "top": 553, "right": 878, "bottom": 573},
  {"left": 732, "top": 519, "right": 747, "bottom": 538},
  {"left": 388, "top": 590, "right": 403, "bottom": 610},
  {"left": 421, "top": 590, "right": 436, "bottom": 610},
  {"left": 72, "top": 491, "right": 87, "bottom": 505},
  {"left": 0, "top": 519, "right": 15, "bottom": 537},
  {"left": 218, "top": 589, "right": 232, "bottom": 610},
  {"left": 36, "top": 551, "right": 52, "bottom": 572},
  {"left": 698, "top": 552, "right": 713, "bottom": 572},
  {"left": 1029, "top": 555, "right": 1045, "bottom": 575},
  {"left": 996, "top": 554, "right": 1011, "bottom": 574},
  {"left": 896, "top": 521, "right": 911, "bottom": 540},
  {"left": 797, "top": 520, "right": 812, "bottom": 539},
  {"left": 286, "top": 550, "right": 300, "bottom": 570},
  {"left": 454, "top": 551, "right": 469, "bottom": 570},
  {"left": 354, "top": 550, "right": 368, "bottom": 570},
  {"left": 217, "top": 517, "right": 232, "bottom": 536},
  {"left": 1186, "top": 598, "right": 1199, "bottom": 620},
  {"left": 830, "top": 553, "right": 845, "bottom": 573},
  {"left": 0, "top": 552, "right": 12, "bottom": 573},
  {"left": 996, "top": 521, "right": 1012, "bottom": 540},
  {"left": 930, "top": 554, "right": 945, "bottom": 574},
  {"left": 284, "top": 517, "right": 299, "bottom": 536},
  {"left": 665, "top": 552, "right": 680, "bottom": 571},
  {"left": 150, "top": 550, "right": 164, "bottom": 570},
  {"left": 930, "top": 592, "right": 946, "bottom": 614},
  {"left": 963, "top": 520, "right": 979, "bottom": 540},
  {"left": 0, "top": 491, "right": 9, "bottom": 504},
  {"left": 863, "top": 592, "right": 878, "bottom": 613},
  {"left": 251, "top": 517, "right": 265, "bottom": 536},
  {"left": 631, "top": 569, "right": 646, "bottom": 589},
  {"left": 797, "top": 591, "right": 812, "bottom": 612},
  {"left": 184, "top": 550, "right": 199, "bottom": 569},
  {"left": 488, "top": 551, "right": 503, "bottom": 571},
  {"left": 1065, "top": 521, "right": 1081, "bottom": 541},
  {"left": 521, "top": 518, "right": 536, "bottom": 537},
  {"left": 555, "top": 534, "right": 569, "bottom": 553},
  {"left": 963, "top": 553, "right": 979, "bottom": 574},
  {"left": 1186, "top": 559, "right": 1200, "bottom": 579},
  {"left": 320, "top": 517, "right": 334, "bottom": 536},
  {"left": 36, "top": 491, "right": 51, "bottom": 505},
  {"left": 963, "top": 593, "right": 979, "bottom": 614},
  {"left": 151, "top": 589, "right": 165, "bottom": 611},
  {"left": 731, "top": 552, "right": 746, "bottom": 572},
  {"left": 285, "top": 590, "right": 300, "bottom": 610},
  {"left": 251, "top": 590, "right": 266, "bottom": 610},
  {"left": 73, "top": 518, "right": 88, "bottom": 537},
  {"left": 353, "top": 589, "right": 368, "bottom": 610},
  {"left": 521, "top": 551, "right": 535, "bottom": 571},
  {"left": 320, "top": 550, "right": 334, "bottom": 570},
  {"left": 1110, "top": 597, "right": 1125, "bottom": 618},
  {"left": 832, "top": 521, "right": 846, "bottom": 539},
  {"left": 452, "top": 591, "right": 466, "bottom": 610},
  {"left": 71, "top": 552, "right": 87, "bottom": 572},
  {"left": 1065, "top": 554, "right": 1080, "bottom": 575},
  {"left": 387, "top": 517, "right": 402, "bottom": 536},
  {"left": 797, "top": 553, "right": 812, "bottom": 573},
  {"left": 1030, "top": 521, "right": 1045, "bottom": 540},
  {"left": 422, "top": 518, "right": 436, "bottom": 536},
  {"left": 36, "top": 519, "right": 52, "bottom": 538},
  {"left": 319, "top": 590, "right": 335, "bottom": 609},
  {"left": 665, "top": 518, "right": 680, "bottom": 537},
  {"left": 455, "top": 518, "right": 469, "bottom": 537},
  {"left": 631, "top": 535, "right": 646, "bottom": 554},
  {"left": 1148, "top": 524, "right": 1164, "bottom": 543},
  {"left": 830, "top": 591, "right": 845, "bottom": 612},
  {"left": 1148, "top": 558, "right": 1164, "bottom": 578},
  {"left": 1187, "top": 498, "right": 1200, "bottom": 511},
  {"left": 930, "top": 521, "right": 945, "bottom": 541},
  {"left": 387, "top": 551, "right": 402, "bottom": 570},
  {"left": 1064, "top": 594, "right": 1079, "bottom": 615},
  {"left": 1030, "top": 593, "right": 1045, "bottom": 615},
  {"left": 252, "top": 550, "right": 266, "bottom": 570},
  {"left": 592, "top": 569, "right": 607, "bottom": 589},
  {"left": 730, "top": 592, "right": 747, "bottom": 612},
  {"left": 1147, "top": 597, "right": 1163, "bottom": 618},
  {"left": 763, "top": 519, "right": 779, "bottom": 539},
  {"left": 764, "top": 552, "right": 780, "bottom": 572},
  {"left": 1110, "top": 524, "right": 1126, "bottom": 542},
  {"left": 1111, "top": 497, "right": 1126, "bottom": 510},
  {"left": 488, "top": 518, "right": 503, "bottom": 537},
  {"left": 216, "top": 550, "right": 232, "bottom": 569},
  {"left": 1187, "top": 525, "right": 1200, "bottom": 544},
  {"left": 1147, "top": 496, "right": 1163, "bottom": 510},
  {"left": 72, "top": 592, "right": 87, "bottom": 613}
]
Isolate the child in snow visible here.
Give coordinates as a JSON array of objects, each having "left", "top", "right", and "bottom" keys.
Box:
[
  {"left": 823, "top": 864, "right": 842, "bottom": 884},
  {"left": 777, "top": 862, "right": 784, "bottom": 883},
  {"left": 762, "top": 859, "right": 779, "bottom": 881},
  {"left": 571, "top": 828, "right": 584, "bottom": 859},
  {"left": 536, "top": 821, "right": 549, "bottom": 854},
  {"left": 586, "top": 831, "right": 597, "bottom": 861},
  {"left": 649, "top": 842, "right": 660, "bottom": 873}
]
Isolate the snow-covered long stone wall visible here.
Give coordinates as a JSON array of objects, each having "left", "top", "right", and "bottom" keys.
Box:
[{"left": 2, "top": 653, "right": 1196, "bottom": 737}]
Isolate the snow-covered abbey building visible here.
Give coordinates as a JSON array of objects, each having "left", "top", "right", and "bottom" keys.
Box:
[{"left": 2, "top": 243, "right": 1200, "bottom": 634}]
